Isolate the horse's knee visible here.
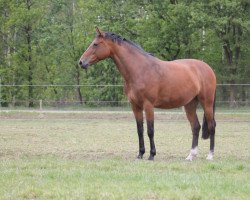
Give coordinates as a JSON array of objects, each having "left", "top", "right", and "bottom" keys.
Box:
[
  {"left": 193, "top": 122, "right": 201, "bottom": 135},
  {"left": 208, "top": 119, "right": 216, "bottom": 135}
]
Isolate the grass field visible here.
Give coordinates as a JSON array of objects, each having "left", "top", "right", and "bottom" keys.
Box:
[{"left": 0, "top": 110, "right": 250, "bottom": 199}]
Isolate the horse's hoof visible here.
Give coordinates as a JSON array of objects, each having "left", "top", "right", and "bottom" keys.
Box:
[
  {"left": 206, "top": 152, "right": 214, "bottom": 161},
  {"left": 185, "top": 155, "right": 193, "bottom": 161},
  {"left": 148, "top": 155, "right": 154, "bottom": 161},
  {"left": 206, "top": 156, "right": 213, "bottom": 161},
  {"left": 206, "top": 151, "right": 214, "bottom": 161},
  {"left": 186, "top": 147, "right": 198, "bottom": 161},
  {"left": 136, "top": 154, "right": 143, "bottom": 160}
]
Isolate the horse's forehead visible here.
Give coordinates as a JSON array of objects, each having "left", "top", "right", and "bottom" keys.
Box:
[
  {"left": 93, "top": 36, "right": 104, "bottom": 43},
  {"left": 92, "top": 37, "right": 99, "bottom": 42}
]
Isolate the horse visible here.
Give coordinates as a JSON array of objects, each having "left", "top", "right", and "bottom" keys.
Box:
[{"left": 79, "top": 27, "right": 216, "bottom": 161}]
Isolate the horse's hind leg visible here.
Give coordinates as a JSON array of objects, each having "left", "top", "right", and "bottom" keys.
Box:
[
  {"left": 199, "top": 94, "right": 216, "bottom": 160},
  {"left": 184, "top": 98, "right": 201, "bottom": 161},
  {"left": 204, "top": 105, "right": 216, "bottom": 160}
]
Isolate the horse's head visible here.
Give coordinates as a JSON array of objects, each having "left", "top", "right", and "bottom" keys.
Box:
[{"left": 79, "top": 27, "right": 111, "bottom": 69}]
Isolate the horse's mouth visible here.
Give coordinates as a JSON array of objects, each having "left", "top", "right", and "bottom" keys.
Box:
[{"left": 81, "top": 63, "right": 89, "bottom": 69}]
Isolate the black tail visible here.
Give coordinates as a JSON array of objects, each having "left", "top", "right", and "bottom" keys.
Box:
[{"left": 202, "top": 91, "right": 216, "bottom": 139}]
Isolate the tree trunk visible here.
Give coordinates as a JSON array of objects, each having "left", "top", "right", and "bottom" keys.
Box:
[
  {"left": 70, "top": 1, "right": 83, "bottom": 105},
  {"left": 45, "top": 64, "right": 58, "bottom": 95},
  {"left": 229, "top": 81, "right": 237, "bottom": 107},
  {"left": 222, "top": 43, "right": 237, "bottom": 107},
  {"left": 75, "top": 64, "right": 83, "bottom": 104},
  {"left": 26, "top": 24, "right": 33, "bottom": 107},
  {"left": 220, "top": 84, "right": 228, "bottom": 107},
  {"left": 241, "top": 85, "right": 246, "bottom": 106},
  {"left": 26, "top": 0, "right": 34, "bottom": 107}
]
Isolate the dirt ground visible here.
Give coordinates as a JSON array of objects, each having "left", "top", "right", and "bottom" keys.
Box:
[{"left": 1, "top": 109, "right": 250, "bottom": 122}]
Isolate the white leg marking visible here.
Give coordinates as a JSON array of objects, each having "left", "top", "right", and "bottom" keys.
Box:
[
  {"left": 206, "top": 151, "right": 214, "bottom": 160},
  {"left": 186, "top": 147, "right": 198, "bottom": 161}
]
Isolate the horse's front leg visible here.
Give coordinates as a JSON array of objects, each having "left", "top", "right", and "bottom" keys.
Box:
[
  {"left": 132, "top": 104, "right": 145, "bottom": 159},
  {"left": 144, "top": 103, "right": 156, "bottom": 161}
]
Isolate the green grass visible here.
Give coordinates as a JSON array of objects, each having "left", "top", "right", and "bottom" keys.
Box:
[
  {"left": 1, "top": 158, "right": 249, "bottom": 200},
  {"left": 0, "top": 111, "right": 250, "bottom": 199}
]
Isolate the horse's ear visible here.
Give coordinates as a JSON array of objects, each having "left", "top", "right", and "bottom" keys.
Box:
[{"left": 96, "top": 26, "right": 104, "bottom": 37}]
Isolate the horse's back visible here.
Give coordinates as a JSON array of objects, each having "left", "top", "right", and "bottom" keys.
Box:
[{"left": 172, "top": 59, "right": 215, "bottom": 75}]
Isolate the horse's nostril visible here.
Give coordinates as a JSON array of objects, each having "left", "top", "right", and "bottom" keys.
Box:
[{"left": 79, "top": 60, "right": 82, "bottom": 66}]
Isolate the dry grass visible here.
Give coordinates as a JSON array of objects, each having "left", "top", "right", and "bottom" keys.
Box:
[{"left": 1, "top": 111, "right": 249, "bottom": 161}]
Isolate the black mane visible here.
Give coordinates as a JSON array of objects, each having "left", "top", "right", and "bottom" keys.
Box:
[{"left": 104, "top": 32, "right": 152, "bottom": 56}]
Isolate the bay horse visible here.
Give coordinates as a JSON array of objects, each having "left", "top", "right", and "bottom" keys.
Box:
[{"left": 79, "top": 27, "right": 216, "bottom": 161}]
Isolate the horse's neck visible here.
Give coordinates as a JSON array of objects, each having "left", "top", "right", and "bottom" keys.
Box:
[{"left": 110, "top": 45, "right": 149, "bottom": 83}]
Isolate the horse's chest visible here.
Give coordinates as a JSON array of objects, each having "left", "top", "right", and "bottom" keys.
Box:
[
  {"left": 126, "top": 89, "right": 138, "bottom": 103},
  {"left": 125, "top": 85, "right": 143, "bottom": 106},
  {"left": 126, "top": 88, "right": 156, "bottom": 109}
]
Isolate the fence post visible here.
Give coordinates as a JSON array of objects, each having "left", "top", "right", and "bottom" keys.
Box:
[
  {"left": 39, "top": 100, "right": 43, "bottom": 110},
  {"left": 0, "top": 77, "right": 1, "bottom": 108}
]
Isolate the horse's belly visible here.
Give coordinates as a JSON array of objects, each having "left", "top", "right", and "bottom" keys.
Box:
[
  {"left": 154, "top": 99, "right": 188, "bottom": 109},
  {"left": 154, "top": 74, "right": 200, "bottom": 109},
  {"left": 154, "top": 91, "right": 197, "bottom": 109}
]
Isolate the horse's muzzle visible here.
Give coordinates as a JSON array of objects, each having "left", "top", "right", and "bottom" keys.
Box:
[{"left": 79, "top": 60, "right": 89, "bottom": 69}]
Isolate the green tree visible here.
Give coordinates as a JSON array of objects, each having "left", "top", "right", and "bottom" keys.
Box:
[
  {"left": 204, "top": 0, "right": 250, "bottom": 105},
  {"left": 0, "top": 0, "right": 249, "bottom": 108},
  {"left": 1, "top": 0, "right": 46, "bottom": 107}
]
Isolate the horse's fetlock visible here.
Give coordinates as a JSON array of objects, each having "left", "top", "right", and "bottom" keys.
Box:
[
  {"left": 150, "top": 149, "right": 156, "bottom": 156},
  {"left": 140, "top": 148, "right": 145, "bottom": 155}
]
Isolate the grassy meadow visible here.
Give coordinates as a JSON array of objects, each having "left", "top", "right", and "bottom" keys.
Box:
[{"left": 0, "top": 110, "right": 250, "bottom": 199}]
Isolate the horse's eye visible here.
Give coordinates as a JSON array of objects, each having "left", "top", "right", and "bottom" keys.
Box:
[{"left": 93, "top": 43, "right": 98, "bottom": 47}]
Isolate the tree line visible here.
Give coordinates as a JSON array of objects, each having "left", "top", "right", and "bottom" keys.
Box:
[{"left": 0, "top": 0, "right": 249, "bottom": 107}]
